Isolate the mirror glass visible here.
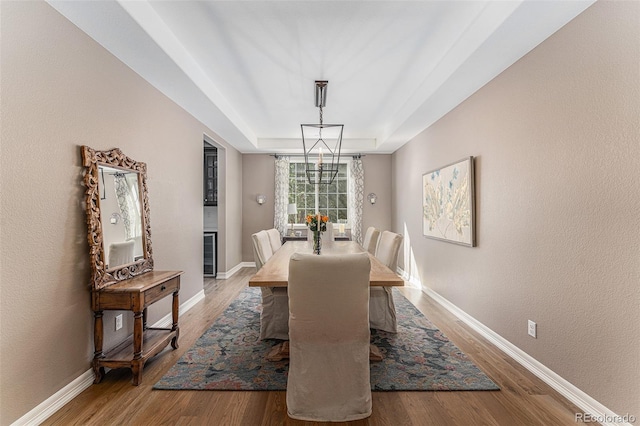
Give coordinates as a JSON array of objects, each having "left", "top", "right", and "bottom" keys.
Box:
[
  {"left": 98, "top": 165, "right": 144, "bottom": 269},
  {"left": 82, "top": 146, "right": 153, "bottom": 290}
]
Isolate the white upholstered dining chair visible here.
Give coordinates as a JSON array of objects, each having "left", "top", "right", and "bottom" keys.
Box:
[
  {"left": 323, "top": 222, "right": 335, "bottom": 243},
  {"left": 362, "top": 226, "right": 381, "bottom": 255},
  {"left": 305, "top": 222, "right": 334, "bottom": 246},
  {"left": 251, "top": 230, "right": 289, "bottom": 340},
  {"left": 266, "top": 228, "right": 282, "bottom": 253},
  {"left": 370, "top": 230, "right": 403, "bottom": 333},
  {"left": 286, "top": 252, "right": 372, "bottom": 422},
  {"left": 251, "top": 230, "right": 273, "bottom": 271},
  {"left": 108, "top": 240, "right": 134, "bottom": 268}
]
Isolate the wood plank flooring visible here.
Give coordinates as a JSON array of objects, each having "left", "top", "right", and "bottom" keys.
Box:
[{"left": 43, "top": 268, "right": 589, "bottom": 425}]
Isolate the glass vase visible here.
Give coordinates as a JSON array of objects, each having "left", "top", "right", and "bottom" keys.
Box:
[{"left": 313, "top": 230, "right": 322, "bottom": 255}]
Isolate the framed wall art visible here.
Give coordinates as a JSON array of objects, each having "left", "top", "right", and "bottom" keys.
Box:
[{"left": 422, "top": 156, "right": 476, "bottom": 247}]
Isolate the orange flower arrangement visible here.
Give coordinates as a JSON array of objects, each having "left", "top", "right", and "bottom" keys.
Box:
[{"left": 306, "top": 214, "right": 329, "bottom": 232}]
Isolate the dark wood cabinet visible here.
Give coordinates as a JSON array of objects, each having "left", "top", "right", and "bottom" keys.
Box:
[{"left": 204, "top": 148, "right": 217, "bottom": 206}]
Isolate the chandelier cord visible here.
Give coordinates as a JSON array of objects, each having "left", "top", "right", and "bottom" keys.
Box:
[{"left": 319, "top": 105, "right": 323, "bottom": 140}]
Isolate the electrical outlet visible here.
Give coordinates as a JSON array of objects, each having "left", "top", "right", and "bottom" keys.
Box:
[
  {"left": 528, "top": 320, "right": 537, "bottom": 338},
  {"left": 115, "top": 314, "right": 123, "bottom": 331}
]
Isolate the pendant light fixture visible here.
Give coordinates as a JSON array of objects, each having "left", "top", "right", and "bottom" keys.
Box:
[{"left": 301, "top": 80, "right": 343, "bottom": 185}]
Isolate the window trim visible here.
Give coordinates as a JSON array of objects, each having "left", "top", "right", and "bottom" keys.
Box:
[{"left": 288, "top": 158, "right": 350, "bottom": 228}]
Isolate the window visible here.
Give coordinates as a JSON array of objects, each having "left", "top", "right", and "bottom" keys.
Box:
[{"left": 289, "top": 162, "right": 348, "bottom": 223}]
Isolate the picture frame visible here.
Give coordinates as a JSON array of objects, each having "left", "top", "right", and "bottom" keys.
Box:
[{"left": 422, "top": 156, "right": 476, "bottom": 247}]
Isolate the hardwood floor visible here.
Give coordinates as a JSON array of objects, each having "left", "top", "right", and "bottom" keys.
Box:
[{"left": 43, "top": 268, "right": 587, "bottom": 425}]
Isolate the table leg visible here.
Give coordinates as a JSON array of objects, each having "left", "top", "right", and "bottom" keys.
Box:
[
  {"left": 93, "top": 310, "right": 105, "bottom": 383},
  {"left": 142, "top": 307, "right": 148, "bottom": 331},
  {"left": 133, "top": 310, "right": 143, "bottom": 360},
  {"left": 131, "top": 360, "right": 143, "bottom": 386},
  {"left": 171, "top": 290, "right": 180, "bottom": 349},
  {"left": 131, "top": 310, "right": 144, "bottom": 385}
]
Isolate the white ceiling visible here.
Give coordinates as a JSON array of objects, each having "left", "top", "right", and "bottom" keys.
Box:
[{"left": 48, "top": 0, "right": 594, "bottom": 154}]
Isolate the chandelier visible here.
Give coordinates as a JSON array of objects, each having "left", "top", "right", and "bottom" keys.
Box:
[{"left": 301, "top": 80, "right": 343, "bottom": 185}]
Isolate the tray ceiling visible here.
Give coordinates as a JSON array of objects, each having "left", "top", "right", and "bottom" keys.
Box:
[{"left": 48, "top": 0, "right": 594, "bottom": 154}]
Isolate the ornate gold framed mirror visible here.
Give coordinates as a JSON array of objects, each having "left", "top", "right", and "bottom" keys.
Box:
[{"left": 81, "top": 146, "right": 153, "bottom": 289}]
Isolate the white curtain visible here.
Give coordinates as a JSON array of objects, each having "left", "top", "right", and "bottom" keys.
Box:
[
  {"left": 114, "top": 173, "right": 141, "bottom": 240},
  {"left": 274, "top": 156, "right": 290, "bottom": 236},
  {"left": 348, "top": 158, "right": 364, "bottom": 244}
]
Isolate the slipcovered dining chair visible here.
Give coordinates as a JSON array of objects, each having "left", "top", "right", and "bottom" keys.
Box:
[
  {"left": 287, "top": 252, "right": 372, "bottom": 422},
  {"left": 108, "top": 240, "right": 134, "bottom": 268},
  {"left": 362, "top": 226, "right": 381, "bottom": 255},
  {"left": 251, "top": 230, "right": 273, "bottom": 271},
  {"left": 323, "top": 222, "right": 335, "bottom": 243},
  {"left": 251, "top": 230, "right": 289, "bottom": 340},
  {"left": 370, "top": 231, "right": 403, "bottom": 333},
  {"left": 306, "top": 222, "right": 334, "bottom": 244},
  {"left": 266, "top": 228, "right": 282, "bottom": 253}
]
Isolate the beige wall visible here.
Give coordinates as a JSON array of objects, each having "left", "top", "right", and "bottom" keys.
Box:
[
  {"left": 214, "top": 140, "right": 244, "bottom": 273},
  {"left": 241, "top": 154, "right": 392, "bottom": 262},
  {"left": 242, "top": 154, "right": 277, "bottom": 261},
  {"left": 392, "top": 0, "right": 639, "bottom": 417},
  {"left": 0, "top": 2, "right": 242, "bottom": 424},
  {"left": 361, "top": 154, "right": 392, "bottom": 234}
]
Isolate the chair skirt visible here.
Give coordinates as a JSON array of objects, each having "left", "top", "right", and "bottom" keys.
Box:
[
  {"left": 286, "top": 340, "right": 372, "bottom": 421},
  {"left": 259, "top": 287, "right": 289, "bottom": 340},
  {"left": 369, "top": 287, "right": 398, "bottom": 333}
]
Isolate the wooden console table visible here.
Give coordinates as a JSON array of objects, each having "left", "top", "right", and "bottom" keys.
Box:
[{"left": 91, "top": 270, "right": 182, "bottom": 386}]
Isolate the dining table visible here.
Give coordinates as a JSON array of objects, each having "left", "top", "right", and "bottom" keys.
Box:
[
  {"left": 249, "top": 240, "right": 403, "bottom": 362},
  {"left": 248, "top": 240, "right": 405, "bottom": 288}
]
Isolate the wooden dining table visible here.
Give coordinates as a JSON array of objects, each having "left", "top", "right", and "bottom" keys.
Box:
[
  {"left": 249, "top": 240, "right": 403, "bottom": 361},
  {"left": 248, "top": 241, "right": 404, "bottom": 288}
]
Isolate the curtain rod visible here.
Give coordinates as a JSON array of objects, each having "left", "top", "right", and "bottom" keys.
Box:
[{"left": 270, "top": 153, "right": 365, "bottom": 159}]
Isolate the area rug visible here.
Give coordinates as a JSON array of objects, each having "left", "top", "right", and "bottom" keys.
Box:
[{"left": 154, "top": 287, "right": 499, "bottom": 391}]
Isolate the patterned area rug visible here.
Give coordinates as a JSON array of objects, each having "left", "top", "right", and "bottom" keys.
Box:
[{"left": 154, "top": 287, "right": 499, "bottom": 391}]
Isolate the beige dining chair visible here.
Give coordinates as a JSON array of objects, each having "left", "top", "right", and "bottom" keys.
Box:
[
  {"left": 251, "top": 230, "right": 273, "bottom": 270},
  {"left": 362, "top": 226, "right": 380, "bottom": 255},
  {"left": 306, "top": 222, "right": 334, "bottom": 244},
  {"left": 287, "top": 252, "right": 372, "bottom": 422},
  {"left": 266, "top": 228, "right": 282, "bottom": 253},
  {"left": 108, "top": 240, "right": 134, "bottom": 268},
  {"left": 370, "top": 231, "right": 403, "bottom": 333},
  {"left": 324, "top": 222, "right": 335, "bottom": 243},
  {"left": 252, "top": 230, "right": 289, "bottom": 340}
]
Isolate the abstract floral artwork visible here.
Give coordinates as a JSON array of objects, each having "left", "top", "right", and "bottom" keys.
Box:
[{"left": 422, "top": 157, "right": 475, "bottom": 246}]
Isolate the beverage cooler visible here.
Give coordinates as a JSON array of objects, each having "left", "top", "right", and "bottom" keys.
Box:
[{"left": 204, "top": 232, "right": 217, "bottom": 277}]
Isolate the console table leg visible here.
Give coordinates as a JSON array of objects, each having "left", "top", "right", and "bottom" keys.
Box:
[
  {"left": 131, "top": 310, "right": 144, "bottom": 386},
  {"left": 93, "top": 311, "right": 105, "bottom": 383},
  {"left": 92, "top": 362, "right": 105, "bottom": 384},
  {"left": 133, "top": 311, "right": 143, "bottom": 360},
  {"left": 171, "top": 290, "right": 180, "bottom": 349},
  {"left": 131, "top": 360, "right": 143, "bottom": 386},
  {"left": 142, "top": 307, "right": 148, "bottom": 331},
  {"left": 93, "top": 310, "right": 104, "bottom": 359},
  {"left": 171, "top": 328, "right": 180, "bottom": 350}
]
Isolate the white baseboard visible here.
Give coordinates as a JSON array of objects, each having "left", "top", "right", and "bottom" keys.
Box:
[
  {"left": 398, "top": 268, "right": 633, "bottom": 426},
  {"left": 216, "top": 262, "right": 254, "bottom": 279},
  {"left": 11, "top": 289, "right": 206, "bottom": 426},
  {"left": 11, "top": 370, "right": 95, "bottom": 426}
]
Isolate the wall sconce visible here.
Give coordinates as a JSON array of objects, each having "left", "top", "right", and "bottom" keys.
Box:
[
  {"left": 368, "top": 193, "right": 377, "bottom": 205},
  {"left": 110, "top": 213, "right": 122, "bottom": 224},
  {"left": 256, "top": 194, "right": 267, "bottom": 205}
]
